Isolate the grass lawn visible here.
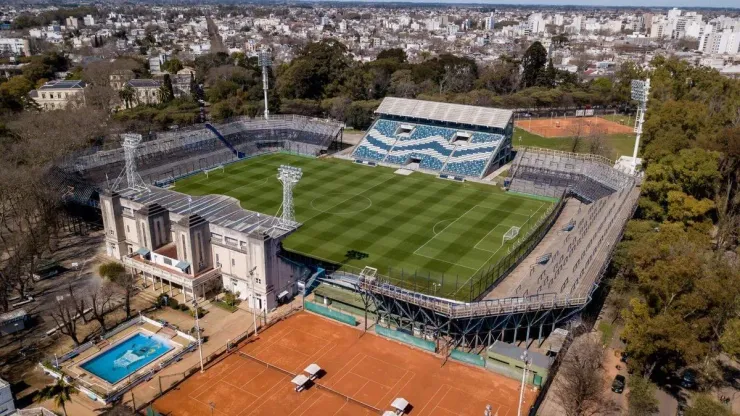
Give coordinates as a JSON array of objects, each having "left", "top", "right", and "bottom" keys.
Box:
[
  {"left": 174, "top": 153, "right": 553, "bottom": 300},
  {"left": 600, "top": 114, "right": 635, "bottom": 127},
  {"left": 514, "top": 127, "right": 635, "bottom": 160}
]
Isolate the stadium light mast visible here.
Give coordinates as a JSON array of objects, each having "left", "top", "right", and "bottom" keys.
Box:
[
  {"left": 112, "top": 133, "right": 148, "bottom": 192},
  {"left": 276, "top": 165, "right": 302, "bottom": 228},
  {"left": 258, "top": 47, "right": 272, "bottom": 120},
  {"left": 630, "top": 78, "right": 650, "bottom": 175}
]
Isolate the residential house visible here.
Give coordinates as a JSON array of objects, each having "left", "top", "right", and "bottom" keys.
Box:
[{"left": 29, "top": 80, "right": 86, "bottom": 111}]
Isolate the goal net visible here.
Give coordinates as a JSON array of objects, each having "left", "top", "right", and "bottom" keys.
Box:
[
  {"left": 204, "top": 165, "right": 225, "bottom": 178},
  {"left": 502, "top": 226, "right": 521, "bottom": 245}
]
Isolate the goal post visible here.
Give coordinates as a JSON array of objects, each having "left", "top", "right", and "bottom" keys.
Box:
[
  {"left": 502, "top": 226, "right": 520, "bottom": 245},
  {"left": 204, "top": 165, "right": 225, "bottom": 178}
]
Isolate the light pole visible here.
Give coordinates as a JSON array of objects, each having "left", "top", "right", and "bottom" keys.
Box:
[
  {"left": 192, "top": 297, "right": 204, "bottom": 373},
  {"left": 517, "top": 350, "right": 531, "bottom": 416}
]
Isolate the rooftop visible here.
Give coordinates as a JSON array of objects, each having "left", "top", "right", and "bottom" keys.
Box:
[
  {"left": 375, "top": 97, "right": 513, "bottom": 130},
  {"left": 127, "top": 79, "right": 161, "bottom": 88},
  {"left": 116, "top": 186, "right": 296, "bottom": 239},
  {"left": 39, "top": 80, "right": 86, "bottom": 90},
  {"left": 489, "top": 340, "right": 552, "bottom": 369}
]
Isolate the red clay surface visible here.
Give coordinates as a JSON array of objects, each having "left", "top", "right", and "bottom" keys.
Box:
[
  {"left": 153, "top": 312, "right": 536, "bottom": 416},
  {"left": 516, "top": 116, "right": 634, "bottom": 138}
]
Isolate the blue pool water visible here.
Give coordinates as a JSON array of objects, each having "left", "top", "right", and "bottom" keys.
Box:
[{"left": 81, "top": 333, "right": 174, "bottom": 384}]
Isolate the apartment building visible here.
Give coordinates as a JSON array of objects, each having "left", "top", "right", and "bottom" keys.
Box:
[
  {"left": 29, "top": 80, "right": 86, "bottom": 111},
  {"left": 101, "top": 187, "right": 305, "bottom": 312}
]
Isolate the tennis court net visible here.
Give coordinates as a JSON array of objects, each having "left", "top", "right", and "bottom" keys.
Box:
[{"left": 235, "top": 351, "right": 382, "bottom": 413}]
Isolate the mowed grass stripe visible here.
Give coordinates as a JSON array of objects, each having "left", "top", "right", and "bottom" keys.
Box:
[{"left": 174, "top": 153, "right": 553, "bottom": 300}]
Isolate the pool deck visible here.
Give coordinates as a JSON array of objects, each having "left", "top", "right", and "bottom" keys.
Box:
[{"left": 62, "top": 325, "right": 190, "bottom": 396}]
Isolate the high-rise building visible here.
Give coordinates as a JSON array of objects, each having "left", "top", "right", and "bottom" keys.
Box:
[
  {"left": 83, "top": 14, "right": 95, "bottom": 26},
  {"left": 700, "top": 29, "right": 740, "bottom": 54},
  {"left": 65, "top": 16, "right": 79, "bottom": 29},
  {"left": 484, "top": 13, "right": 495, "bottom": 31}
]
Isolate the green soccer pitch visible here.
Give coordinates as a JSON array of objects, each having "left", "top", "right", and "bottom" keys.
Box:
[{"left": 173, "top": 153, "right": 554, "bottom": 300}]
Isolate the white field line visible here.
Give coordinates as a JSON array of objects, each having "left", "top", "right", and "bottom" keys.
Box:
[
  {"left": 299, "top": 176, "right": 396, "bottom": 223},
  {"left": 414, "top": 204, "right": 534, "bottom": 257}
]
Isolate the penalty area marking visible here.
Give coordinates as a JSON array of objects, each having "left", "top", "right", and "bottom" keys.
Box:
[{"left": 432, "top": 219, "right": 455, "bottom": 235}]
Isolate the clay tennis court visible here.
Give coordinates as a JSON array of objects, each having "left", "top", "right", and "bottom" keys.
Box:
[
  {"left": 516, "top": 116, "right": 634, "bottom": 138},
  {"left": 153, "top": 312, "right": 536, "bottom": 416}
]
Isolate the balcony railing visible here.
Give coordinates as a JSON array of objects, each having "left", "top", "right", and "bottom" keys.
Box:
[{"left": 122, "top": 255, "right": 220, "bottom": 288}]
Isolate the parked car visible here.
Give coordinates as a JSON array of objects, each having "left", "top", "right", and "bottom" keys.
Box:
[
  {"left": 681, "top": 370, "right": 696, "bottom": 389},
  {"left": 611, "top": 375, "right": 626, "bottom": 393}
]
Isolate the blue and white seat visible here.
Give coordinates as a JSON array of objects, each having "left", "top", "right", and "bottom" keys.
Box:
[
  {"left": 443, "top": 135, "right": 504, "bottom": 178},
  {"left": 352, "top": 119, "right": 400, "bottom": 161},
  {"left": 384, "top": 125, "right": 456, "bottom": 170}
]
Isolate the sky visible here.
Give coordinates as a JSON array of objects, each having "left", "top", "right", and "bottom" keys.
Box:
[{"left": 345, "top": 0, "right": 739, "bottom": 7}]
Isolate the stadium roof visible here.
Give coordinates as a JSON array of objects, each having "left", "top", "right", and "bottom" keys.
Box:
[
  {"left": 375, "top": 97, "right": 513, "bottom": 130},
  {"left": 116, "top": 187, "right": 296, "bottom": 239}
]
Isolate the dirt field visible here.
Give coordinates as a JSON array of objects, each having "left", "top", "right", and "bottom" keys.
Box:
[
  {"left": 516, "top": 116, "right": 634, "bottom": 138},
  {"left": 153, "top": 312, "right": 536, "bottom": 416}
]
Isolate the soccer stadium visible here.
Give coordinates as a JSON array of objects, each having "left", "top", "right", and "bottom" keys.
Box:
[{"left": 56, "top": 97, "right": 639, "bottom": 408}]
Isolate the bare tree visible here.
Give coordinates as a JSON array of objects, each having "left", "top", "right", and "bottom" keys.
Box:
[
  {"left": 553, "top": 335, "right": 618, "bottom": 416},
  {"left": 89, "top": 281, "right": 117, "bottom": 332},
  {"left": 587, "top": 128, "right": 614, "bottom": 159},
  {"left": 99, "top": 262, "right": 136, "bottom": 318},
  {"left": 50, "top": 297, "right": 81, "bottom": 346},
  {"left": 67, "top": 282, "right": 89, "bottom": 324}
]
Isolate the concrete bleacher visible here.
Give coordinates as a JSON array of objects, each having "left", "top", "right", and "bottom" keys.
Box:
[
  {"left": 507, "top": 147, "right": 633, "bottom": 202},
  {"left": 64, "top": 115, "right": 343, "bottom": 190}
]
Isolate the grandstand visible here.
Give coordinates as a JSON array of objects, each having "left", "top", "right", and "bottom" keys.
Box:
[
  {"left": 506, "top": 147, "right": 633, "bottom": 203},
  {"left": 57, "top": 115, "right": 343, "bottom": 202},
  {"left": 352, "top": 97, "right": 513, "bottom": 179}
]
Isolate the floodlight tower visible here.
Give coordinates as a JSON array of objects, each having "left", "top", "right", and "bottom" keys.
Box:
[
  {"left": 258, "top": 47, "right": 272, "bottom": 120},
  {"left": 630, "top": 78, "right": 650, "bottom": 174},
  {"left": 276, "top": 165, "right": 302, "bottom": 227},
  {"left": 112, "top": 133, "right": 148, "bottom": 192}
]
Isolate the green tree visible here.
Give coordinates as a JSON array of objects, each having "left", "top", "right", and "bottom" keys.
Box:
[
  {"left": 720, "top": 318, "right": 740, "bottom": 359},
  {"left": 119, "top": 84, "right": 136, "bottom": 109},
  {"left": 159, "top": 74, "right": 174, "bottom": 103},
  {"left": 520, "top": 41, "right": 547, "bottom": 89},
  {"left": 36, "top": 378, "right": 77, "bottom": 416},
  {"left": 376, "top": 48, "right": 407, "bottom": 63},
  {"left": 685, "top": 395, "right": 733, "bottom": 416},
  {"left": 162, "top": 57, "right": 184, "bottom": 74},
  {"left": 627, "top": 377, "right": 659, "bottom": 416}
]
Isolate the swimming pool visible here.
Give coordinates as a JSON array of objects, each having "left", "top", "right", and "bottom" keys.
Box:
[{"left": 81, "top": 332, "right": 174, "bottom": 384}]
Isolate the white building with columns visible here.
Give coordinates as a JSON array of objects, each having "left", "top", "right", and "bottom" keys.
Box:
[{"left": 100, "top": 186, "right": 306, "bottom": 312}]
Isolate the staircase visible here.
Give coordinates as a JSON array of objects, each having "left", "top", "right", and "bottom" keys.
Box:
[{"left": 205, "top": 123, "right": 245, "bottom": 158}]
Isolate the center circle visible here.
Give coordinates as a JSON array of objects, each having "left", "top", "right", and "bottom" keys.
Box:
[{"left": 310, "top": 193, "right": 373, "bottom": 215}]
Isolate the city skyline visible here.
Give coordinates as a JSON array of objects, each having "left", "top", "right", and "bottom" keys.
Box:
[{"left": 323, "top": 0, "right": 739, "bottom": 9}]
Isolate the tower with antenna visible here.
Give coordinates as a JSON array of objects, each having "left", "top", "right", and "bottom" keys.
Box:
[
  {"left": 630, "top": 78, "right": 650, "bottom": 174},
  {"left": 276, "top": 165, "right": 302, "bottom": 228},
  {"left": 112, "top": 133, "right": 148, "bottom": 192},
  {"left": 258, "top": 47, "right": 272, "bottom": 120}
]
